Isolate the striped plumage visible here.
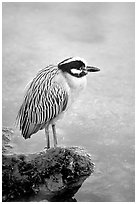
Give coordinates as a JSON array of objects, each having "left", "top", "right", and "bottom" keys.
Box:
[
  {"left": 17, "top": 57, "right": 100, "bottom": 149},
  {"left": 17, "top": 65, "right": 68, "bottom": 138}
]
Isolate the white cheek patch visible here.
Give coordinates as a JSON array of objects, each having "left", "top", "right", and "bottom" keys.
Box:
[{"left": 71, "top": 69, "right": 82, "bottom": 75}]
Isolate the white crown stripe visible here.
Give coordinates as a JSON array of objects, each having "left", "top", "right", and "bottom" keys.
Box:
[{"left": 59, "top": 57, "right": 87, "bottom": 67}]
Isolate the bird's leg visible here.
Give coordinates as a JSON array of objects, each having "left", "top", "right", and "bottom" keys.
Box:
[
  {"left": 52, "top": 124, "right": 57, "bottom": 148},
  {"left": 45, "top": 126, "right": 50, "bottom": 149}
]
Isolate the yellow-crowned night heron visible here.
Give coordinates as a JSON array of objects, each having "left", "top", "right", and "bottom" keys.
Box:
[{"left": 17, "top": 57, "right": 100, "bottom": 149}]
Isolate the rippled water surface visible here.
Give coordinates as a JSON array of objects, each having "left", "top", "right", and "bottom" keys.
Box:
[{"left": 2, "top": 2, "right": 135, "bottom": 202}]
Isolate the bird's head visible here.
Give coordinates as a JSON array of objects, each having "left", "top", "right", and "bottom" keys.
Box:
[{"left": 58, "top": 57, "right": 100, "bottom": 78}]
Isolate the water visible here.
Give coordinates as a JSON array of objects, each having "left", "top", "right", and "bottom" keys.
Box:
[{"left": 2, "top": 2, "right": 135, "bottom": 202}]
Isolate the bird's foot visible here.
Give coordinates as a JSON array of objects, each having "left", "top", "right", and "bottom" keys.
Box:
[{"left": 44, "top": 146, "right": 50, "bottom": 150}]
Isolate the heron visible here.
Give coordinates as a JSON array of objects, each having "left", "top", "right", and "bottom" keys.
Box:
[{"left": 17, "top": 57, "right": 100, "bottom": 149}]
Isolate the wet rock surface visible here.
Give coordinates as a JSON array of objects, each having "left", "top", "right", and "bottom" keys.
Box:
[{"left": 2, "top": 128, "right": 94, "bottom": 202}]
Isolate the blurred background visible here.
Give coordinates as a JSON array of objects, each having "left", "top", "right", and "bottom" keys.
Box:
[{"left": 2, "top": 2, "right": 135, "bottom": 202}]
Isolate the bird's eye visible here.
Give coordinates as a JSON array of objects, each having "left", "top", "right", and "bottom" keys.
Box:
[
  {"left": 79, "top": 67, "right": 82, "bottom": 71},
  {"left": 80, "top": 66, "right": 85, "bottom": 71}
]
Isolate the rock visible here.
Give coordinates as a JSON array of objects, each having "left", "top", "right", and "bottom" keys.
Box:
[
  {"left": 2, "top": 128, "right": 95, "bottom": 202},
  {"left": 2, "top": 127, "right": 14, "bottom": 154}
]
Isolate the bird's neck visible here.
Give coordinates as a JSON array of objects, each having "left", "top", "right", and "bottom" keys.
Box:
[{"left": 63, "top": 72, "right": 87, "bottom": 91}]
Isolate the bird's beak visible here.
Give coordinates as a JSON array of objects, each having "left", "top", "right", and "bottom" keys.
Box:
[{"left": 87, "top": 66, "right": 100, "bottom": 72}]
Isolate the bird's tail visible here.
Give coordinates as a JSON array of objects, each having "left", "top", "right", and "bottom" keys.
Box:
[{"left": 16, "top": 109, "right": 44, "bottom": 139}]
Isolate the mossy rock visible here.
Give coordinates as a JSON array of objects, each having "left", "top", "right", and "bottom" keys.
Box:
[{"left": 2, "top": 128, "right": 94, "bottom": 201}]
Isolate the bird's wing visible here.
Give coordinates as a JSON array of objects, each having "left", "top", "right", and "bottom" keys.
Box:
[
  {"left": 17, "top": 81, "right": 68, "bottom": 139},
  {"left": 29, "top": 82, "right": 69, "bottom": 124}
]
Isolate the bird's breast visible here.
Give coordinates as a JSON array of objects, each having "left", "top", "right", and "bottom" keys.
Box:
[
  {"left": 50, "top": 71, "right": 87, "bottom": 124},
  {"left": 53, "top": 71, "right": 87, "bottom": 106},
  {"left": 62, "top": 72, "right": 87, "bottom": 105}
]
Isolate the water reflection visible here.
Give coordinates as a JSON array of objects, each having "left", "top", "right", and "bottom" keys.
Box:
[
  {"left": 50, "top": 197, "right": 77, "bottom": 202},
  {"left": 13, "top": 193, "right": 77, "bottom": 202}
]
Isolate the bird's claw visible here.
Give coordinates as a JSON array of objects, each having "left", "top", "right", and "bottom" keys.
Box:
[{"left": 44, "top": 146, "right": 50, "bottom": 150}]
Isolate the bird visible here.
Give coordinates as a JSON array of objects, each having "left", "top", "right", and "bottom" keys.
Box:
[{"left": 17, "top": 57, "right": 100, "bottom": 149}]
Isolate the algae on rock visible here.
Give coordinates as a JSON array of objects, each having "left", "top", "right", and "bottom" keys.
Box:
[{"left": 2, "top": 127, "right": 94, "bottom": 202}]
